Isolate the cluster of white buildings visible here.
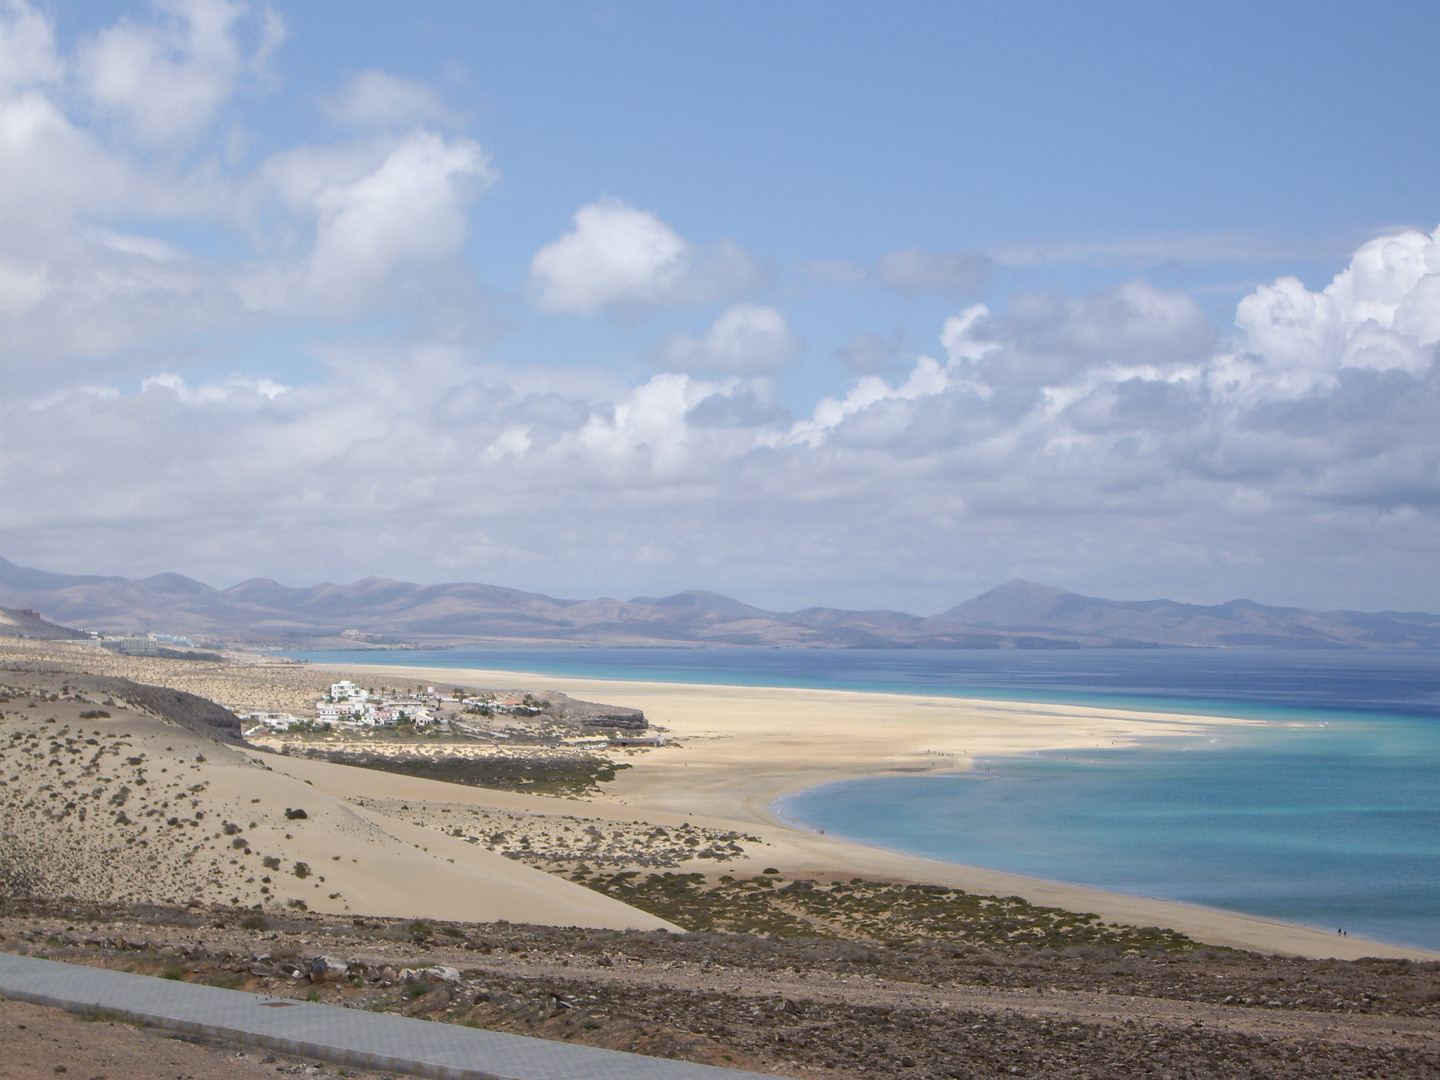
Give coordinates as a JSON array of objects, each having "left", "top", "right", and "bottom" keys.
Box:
[
  {"left": 242, "top": 711, "right": 302, "bottom": 732},
  {"left": 315, "top": 680, "right": 438, "bottom": 728},
  {"left": 239, "top": 680, "right": 442, "bottom": 735},
  {"left": 239, "top": 682, "right": 554, "bottom": 737},
  {"left": 98, "top": 631, "right": 197, "bottom": 656}
]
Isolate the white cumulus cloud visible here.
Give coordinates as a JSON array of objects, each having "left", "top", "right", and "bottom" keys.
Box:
[
  {"left": 652, "top": 303, "right": 802, "bottom": 375},
  {"left": 1228, "top": 225, "right": 1440, "bottom": 397},
  {"left": 77, "top": 0, "right": 284, "bottom": 144},
  {"left": 271, "top": 130, "right": 496, "bottom": 315},
  {"left": 0, "top": 0, "right": 61, "bottom": 92},
  {"left": 0, "top": 2, "right": 499, "bottom": 390},
  {"left": 5, "top": 220, "right": 1439, "bottom": 612},
  {"left": 528, "top": 197, "right": 762, "bottom": 314}
]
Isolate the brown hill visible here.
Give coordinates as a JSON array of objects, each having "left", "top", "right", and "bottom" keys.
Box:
[
  {"left": 1, "top": 558, "right": 1435, "bottom": 650},
  {"left": 937, "top": 579, "right": 1440, "bottom": 649},
  {"left": 0, "top": 604, "right": 90, "bottom": 641}
]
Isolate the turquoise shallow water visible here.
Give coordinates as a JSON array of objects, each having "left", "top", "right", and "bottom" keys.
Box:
[
  {"left": 289, "top": 647, "right": 1440, "bottom": 949},
  {"left": 776, "top": 719, "right": 1440, "bottom": 951}
]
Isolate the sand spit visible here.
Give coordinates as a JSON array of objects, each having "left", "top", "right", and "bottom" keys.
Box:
[{"left": 322, "top": 663, "right": 1440, "bottom": 963}]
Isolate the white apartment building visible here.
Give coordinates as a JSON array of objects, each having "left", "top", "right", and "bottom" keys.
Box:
[{"left": 329, "top": 680, "right": 368, "bottom": 702}]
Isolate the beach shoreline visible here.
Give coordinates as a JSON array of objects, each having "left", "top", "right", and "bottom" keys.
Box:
[
  {"left": 321, "top": 661, "right": 1440, "bottom": 962},
  {"left": 6, "top": 635, "right": 1429, "bottom": 961}
]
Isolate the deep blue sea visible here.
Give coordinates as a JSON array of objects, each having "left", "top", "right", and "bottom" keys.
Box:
[{"left": 286, "top": 647, "right": 1440, "bottom": 950}]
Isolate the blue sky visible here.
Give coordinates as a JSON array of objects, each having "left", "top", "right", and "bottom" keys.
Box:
[{"left": 2, "top": 1, "right": 1438, "bottom": 613}]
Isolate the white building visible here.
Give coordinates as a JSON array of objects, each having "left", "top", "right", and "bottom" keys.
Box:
[
  {"left": 330, "top": 680, "right": 368, "bottom": 702},
  {"left": 318, "top": 700, "right": 369, "bottom": 722},
  {"left": 241, "top": 712, "right": 299, "bottom": 731}
]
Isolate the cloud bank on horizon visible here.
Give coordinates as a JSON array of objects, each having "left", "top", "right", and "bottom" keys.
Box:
[{"left": 1, "top": 1, "right": 1437, "bottom": 614}]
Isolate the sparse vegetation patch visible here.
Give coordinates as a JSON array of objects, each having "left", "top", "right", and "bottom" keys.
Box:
[
  {"left": 305, "top": 748, "right": 631, "bottom": 796},
  {"left": 576, "top": 871, "right": 1201, "bottom": 950}
]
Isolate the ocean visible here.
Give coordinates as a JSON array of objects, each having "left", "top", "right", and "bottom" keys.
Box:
[{"left": 286, "top": 647, "right": 1440, "bottom": 950}]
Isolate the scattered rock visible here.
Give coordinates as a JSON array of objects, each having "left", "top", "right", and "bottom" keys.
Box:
[
  {"left": 307, "top": 955, "right": 347, "bottom": 983},
  {"left": 398, "top": 964, "right": 460, "bottom": 984}
]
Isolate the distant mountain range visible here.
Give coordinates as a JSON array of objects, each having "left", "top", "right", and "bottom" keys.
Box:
[{"left": 2, "top": 556, "right": 1436, "bottom": 650}]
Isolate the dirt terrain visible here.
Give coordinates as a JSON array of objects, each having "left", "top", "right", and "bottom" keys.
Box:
[
  {"left": 2, "top": 897, "right": 1437, "bottom": 1079},
  {"left": 0, "top": 639, "right": 334, "bottom": 717}
]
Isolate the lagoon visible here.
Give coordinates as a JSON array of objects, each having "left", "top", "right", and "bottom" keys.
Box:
[{"left": 290, "top": 647, "right": 1440, "bottom": 950}]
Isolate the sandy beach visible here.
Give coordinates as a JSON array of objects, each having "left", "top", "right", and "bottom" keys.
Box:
[
  {"left": 4, "top": 641, "right": 1434, "bottom": 960},
  {"left": 319, "top": 663, "right": 1440, "bottom": 962}
]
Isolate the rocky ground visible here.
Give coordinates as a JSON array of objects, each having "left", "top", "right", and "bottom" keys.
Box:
[{"left": 1, "top": 897, "right": 1436, "bottom": 1080}]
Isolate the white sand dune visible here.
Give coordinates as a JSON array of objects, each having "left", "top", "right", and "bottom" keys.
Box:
[
  {"left": 200, "top": 745, "right": 676, "bottom": 929},
  {"left": 0, "top": 695, "right": 674, "bottom": 931}
]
